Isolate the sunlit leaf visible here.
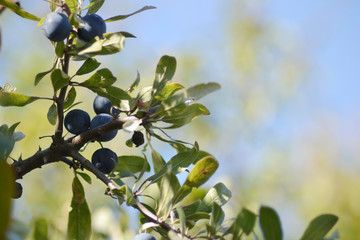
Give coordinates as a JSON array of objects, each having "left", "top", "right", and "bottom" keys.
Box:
[
  {"left": 65, "top": 0, "right": 77, "bottom": 13},
  {"left": 127, "top": 71, "right": 140, "bottom": 93},
  {"left": 0, "top": 92, "right": 39, "bottom": 107},
  {"left": 185, "top": 156, "right": 219, "bottom": 188},
  {"left": 115, "top": 155, "right": 150, "bottom": 173},
  {"left": 153, "top": 82, "right": 184, "bottom": 103},
  {"left": 75, "top": 58, "right": 101, "bottom": 76},
  {"left": 152, "top": 93, "right": 186, "bottom": 118},
  {"left": 85, "top": 0, "right": 104, "bottom": 14},
  {"left": 76, "top": 171, "right": 92, "bottom": 184},
  {"left": 80, "top": 68, "right": 116, "bottom": 88},
  {"left": 157, "top": 168, "right": 180, "bottom": 217},
  {"left": 67, "top": 177, "right": 91, "bottom": 240},
  {"left": 34, "top": 65, "right": 56, "bottom": 86},
  {"left": 152, "top": 55, "right": 177, "bottom": 100},
  {"left": 299, "top": 214, "right": 339, "bottom": 240},
  {"left": 151, "top": 149, "right": 166, "bottom": 174},
  {"left": 122, "top": 118, "right": 142, "bottom": 133},
  {"left": 105, "top": 6, "right": 156, "bottom": 22},
  {"left": 0, "top": 0, "right": 40, "bottom": 21},
  {"left": 162, "top": 103, "right": 210, "bottom": 129},
  {"left": 47, "top": 103, "right": 57, "bottom": 125},
  {"left": 78, "top": 32, "right": 125, "bottom": 56},
  {"left": 55, "top": 41, "right": 65, "bottom": 58},
  {"left": 259, "top": 206, "right": 283, "bottom": 240}
]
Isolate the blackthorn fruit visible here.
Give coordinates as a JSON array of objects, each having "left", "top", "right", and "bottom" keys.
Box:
[
  {"left": 64, "top": 109, "right": 90, "bottom": 134},
  {"left": 90, "top": 113, "right": 118, "bottom": 141},
  {"left": 78, "top": 14, "right": 106, "bottom": 42},
  {"left": 132, "top": 131, "right": 144, "bottom": 147},
  {"left": 132, "top": 233, "right": 156, "bottom": 240},
  {"left": 93, "top": 95, "right": 112, "bottom": 114},
  {"left": 42, "top": 12, "right": 71, "bottom": 42},
  {"left": 91, "top": 148, "right": 117, "bottom": 174}
]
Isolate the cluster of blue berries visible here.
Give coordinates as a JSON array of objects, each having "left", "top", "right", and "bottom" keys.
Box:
[
  {"left": 42, "top": 12, "right": 106, "bottom": 42},
  {"left": 64, "top": 96, "right": 118, "bottom": 174}
]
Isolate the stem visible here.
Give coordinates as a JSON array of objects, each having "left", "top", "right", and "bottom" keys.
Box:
[{"left": 54, "top": 52, "right": 70, "bottom": 143}]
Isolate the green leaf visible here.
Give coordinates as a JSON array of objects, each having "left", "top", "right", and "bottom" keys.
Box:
[
  {"left": 157, "top": 168, "right": 181, "bottom": 217},
  {"left": 75, "top": 58, "right": 101, "bottom": 76},
  {"left": 80, "top": 68, "right": 116, "bottom": 88},
  {"left": 151, "top": 149, "right": 166, "bottom": 174},
  {"left": 152, "top": 93, "right": 186, "bottom": 118},
  {"left": 152, "top": 55, "right": 177, "bottom": 100},
  {"left": 65, "top": 0, "right": 77, "bottom": 13},
  {"left": 176, "top": 207, "right": 186, "bottom": 239},
  {"left": 259, "top": 206, "right": 283, "bottom": 240},
  {"left": 127, "top": 71, "right": 140, "bottom": 93},
  {"left": 33, "top": 218, "right": 48, "bottom": 240},
  {"left": 85, "top": 0, "right": 104, "bottom": 14},
  {"left": 47, "top": 103, "right": 57, "bottom": 125},
  {"left": 146, "top": 142, "right": 199, "bottom": 184},
  {"left": 111, "top": 185, "right": 136, "bottom": 206},
  {"left": 78, "top": 32, "right": 125, "bottom": 56},
  {"left": 51, "top": 69, "right": 70, "bottom": 91},
  {"left": 0, "top": 0, "right": 41, "bottom": 21},
  {"left": 67, "top": 177, "right": 91, "bottom": 240},
  {"left": 115, "top": 156, "right": 150, "bottom": 173},
  {"left": 162, "top": 103, "right": 210, "bottom": 129},
  {"left": 64, "top": 87, "right": 77, "bottom": 109},
  {"left": 55, "top": 41, "right": 65, "bottom": 58},
  {"left": 34, "top": 66, "right": 55, "bottom": 86},
  {"left": 76, "top": 171, "right": 92, "bottom": 184},
  {"left": 199, "top": 182, "right": 232, "bottom": 212},
  {"left": 49, "top": 1, "right": 56, "bottom": 12},
  {"left": 210, "top": 203, "right": 224, "bottom": 229},
  {"left": 153, "top": 82, "right": 184, "bottom": 103},
  {"left": 105, "top": 6, "right": 156, "bottom": 22},
  {"left": 229, "top": 208, "right": 257, "bottom": 238},
  {"left": 0, "top": 92, "right": 39, "bottom": 107},
  {"left": 186, "top": 82, "right": 221, "bottom": 100},
  {"left": 185, "top": 156, "right": 219, "bottom": 188},
  {"left": 0, "top": 161, "right": 13, "bottom": 239},
  {"left": 89, "top": 86, "right": 135, "bottom": 111},
  {"left": 299, "top": 214, "right": 339, "bottom": 240}
]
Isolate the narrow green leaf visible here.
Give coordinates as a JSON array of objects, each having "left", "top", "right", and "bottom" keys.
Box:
[
  {"left": 152, "top": 93, "right": 186, "bottom": 118},
  {"left": 115, "top": 155, "right": 150, "bottom": 173},
  {"left": 163, "top": 103, "right": 210, "bottom": 129},
  {"left": 120, "top": 31, "right": 136, "bottom": 38},
  {"left": 105, "top": 6, "right": 156, "bottom": 22},
  {"left": 47, "top": 103, "right": 57, "bottom": 125},
  {"left": 0, "top": 0, "right": 41, "bottom": 21},
  {"left": 64, "top": 87, "right": 77, "bottom": 109},
  {"left": 151, "top": 149, "right": 166, "bottom": 174},
  {"left": 299, "top": 214, "right": 339, "bottom": 240},
  {"left": 65, "top": 0, "right": 77, "bottom": 13},
  {"left": 0, "top": 161, "right": 13, "bottom": 239},
  {"left": 75, "top": 58, "right": 101, "bottom": 76},
  {"left": 211, "top": 203, "right": 225, "bottom": 229},
  {"left": 152, "top": 55, "right": 177, "bottom": 99},
  {"left": 51, "top": 69, "right": 70, "bottom": 91},
  {"left": 85, "top": 0, "right": 104, "bottom": 14},
  {"left": 76, "top": 172, "right": 92, "bottom": 184},
  {"left": 236, "top": 208, "right": 257, "bottom": 236},
  {"left": 127, "top": 71, "right": 140, "bottom": 93},
  {"left": 67, "top": 177, "right": 91, "bottom": 240},
  {"left": 259, "top": 206, "right": 283, "bottom": 240},
  {"left": 55, "top": 41, "right": 65, "bottom": 58},
  {"left": 80, "top": 68, "right": 116, "bottom": 88},
  {"left": 33, "top": 218, "right": 48, "bottom": 240},
  {"left": 176, "top": 207, "right": 186, "bottom": 239},
  {"left": 157, "top": 168, "right": 181, "bottom": 217},
  {"left": 0, "top": 92, "right": 39, "bottom": 107},
  {"left": 186, "top": 82, "right": 221, "bottom": 100},
  {"left": 153, "top": 82, "right": 184, "bottom": 104}
]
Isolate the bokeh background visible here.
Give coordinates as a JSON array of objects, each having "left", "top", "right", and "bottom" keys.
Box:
[{"left": 1, "top": 0, "right": 360, "bottom": 239}]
